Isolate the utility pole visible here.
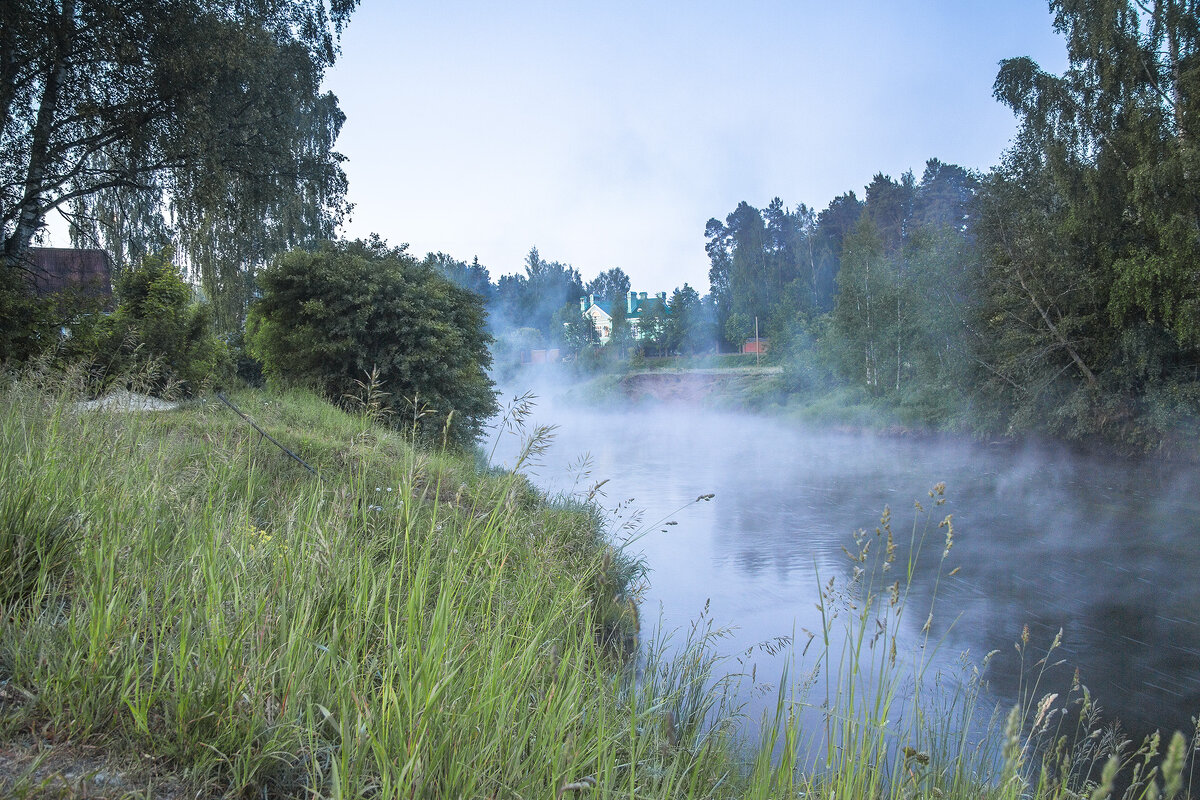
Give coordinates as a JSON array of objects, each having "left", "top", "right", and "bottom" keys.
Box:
[{"left": 754, "top": 315, "right": 760, "bottom": 368}]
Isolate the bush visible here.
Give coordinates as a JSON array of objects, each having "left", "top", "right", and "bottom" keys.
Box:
[
  {"left": 247, "top": 238, "right": 498, "bottom": 447},
  {"left": 227, "top": 328, "right": 265, "bottom": 387},
  {"left": 573, "top": 342, "right": 610, "bottom": 374},
  {"left": 94, "top": 251, "right": 231, "bottom": 395},
  {"left": 0, "top": 263, "right": 108, "bottom": 367}
]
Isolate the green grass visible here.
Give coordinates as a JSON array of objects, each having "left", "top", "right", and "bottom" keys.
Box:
[
  {"left": 0, "top": 377, "right": 652, "bottom": 796},
  {"left": 627, "top": 353, "right": 770, "bottom": 372},
  {"left": 0, "top": 369, "right": 1192, "bottom": 799}
]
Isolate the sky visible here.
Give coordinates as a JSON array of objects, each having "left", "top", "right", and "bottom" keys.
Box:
[{"left": 324, "top": 1, "right": 1070, "bottom": 294}]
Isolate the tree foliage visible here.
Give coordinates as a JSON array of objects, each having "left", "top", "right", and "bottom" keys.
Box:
[
  {"left": 976, "top": 0, "right": 1200, "bottom": 446},
  {"left": 247, "top": 239, "right": 497, "bottom": 447},
  {"left": 586, "top": 267, "right": 631, "bottom": 304},
  {"left": 489, "top": 246, "right": 585, "bottom": 344},
  {"left": 96, "top": 251, "right": 231, "bottom": 394},
  {"left": 705, "top": 193, "right": 868, "bottom": 350},
  {"left": 423, "top": 252, "right": 494, "bottom": 302},
  {"left": 829, "top": 218, "right": 889, "bottom": 391},
  {"left": 665, "top": 283, "right": 711, "bottom": 355},
  {"left": 697, "top": 158, "right": 985, "bottom": 426},
  {"left": 1, "top": 0, "right": 357, "bottom": 330}
]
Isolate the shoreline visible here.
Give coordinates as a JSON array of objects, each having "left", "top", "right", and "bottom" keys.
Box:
[{"left": 508, "top": 363, "right": 1200, "bottom": 464}]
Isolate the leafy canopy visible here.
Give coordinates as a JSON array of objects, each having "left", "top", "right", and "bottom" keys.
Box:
[
  {"left": 247, "top": 239, "right": 498, "bottom": 448},
  {"left": 1, "top": 0, "right": 358, "bottom": 330}
]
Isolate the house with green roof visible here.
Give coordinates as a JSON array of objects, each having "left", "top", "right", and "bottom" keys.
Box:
[
  {"left": 625, "top": 291, "right": 670, "bottom": 342},
  {"left": 579, "top": 294, "right": 615, "bottom": 342},
  {"left": 579, "top": 290, "right": 670, "bottom": 344}
]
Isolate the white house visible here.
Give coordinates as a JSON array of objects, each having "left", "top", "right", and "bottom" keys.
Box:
[
  {"left": 579, "top": 294, "right": 614, "bottom": 342},
  {"left": 625, "top": 291, "right": 669, "bottom": 341},
  {"left": 579, "top": 290, "right": 670, "bottom": 344}
]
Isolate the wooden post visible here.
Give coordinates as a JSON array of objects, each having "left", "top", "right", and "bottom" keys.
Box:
[{"left": 754, "top": 315, "right": 759, "bottom": 368}]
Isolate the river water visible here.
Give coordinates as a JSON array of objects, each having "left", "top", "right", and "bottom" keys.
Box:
[{"left": 487, "top": 386, "right": 1200, "bottom": 744}]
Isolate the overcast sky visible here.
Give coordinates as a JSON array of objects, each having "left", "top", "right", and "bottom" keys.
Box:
[{"left": 325, "top": 1, "right": 1069, "bottom": 293}]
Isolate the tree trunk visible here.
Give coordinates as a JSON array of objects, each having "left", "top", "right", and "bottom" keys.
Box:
[
  {"left": 0, "top": 7, "right": 18, "bottom": 149},
  {"left": 1015, "top": 265, "right": 1097, "bottom": 386},
  {"left": 1168, "top": 0, "right": 1184, "bottom": 142},
  {"left": 896, "top": 291, "right": 902, "bottom": 393},
  {"left": 3, "top": 0, "right": 76, "bottom": 265},
  {"left": 864, "top": 253, "right": 875, "bottom": 387}
]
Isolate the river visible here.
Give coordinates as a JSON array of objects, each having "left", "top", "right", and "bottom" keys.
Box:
[{"left": 487, "top": 384, "right": 1200, "bottom": 746}]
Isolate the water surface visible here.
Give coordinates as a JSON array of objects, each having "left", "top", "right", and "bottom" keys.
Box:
[{"left": 487, "top": 389, "right": 1200, "bottom": 741}]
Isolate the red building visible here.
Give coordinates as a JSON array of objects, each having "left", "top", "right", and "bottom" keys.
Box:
[
  {"left": 742, "top": 337, "right": 768, "bottom": 355},
  {"left": 23, "top": 247, "right": 114, "bottom": 307}
]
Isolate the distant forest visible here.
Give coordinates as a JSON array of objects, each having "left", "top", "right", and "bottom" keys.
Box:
[{"left": 433, "top": 2, "right": 1200, "bottom": 454}]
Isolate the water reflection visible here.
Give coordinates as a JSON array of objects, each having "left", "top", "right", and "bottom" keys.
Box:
[{"left": 487, "top": 391, "right": 1200, "bottom": 742}]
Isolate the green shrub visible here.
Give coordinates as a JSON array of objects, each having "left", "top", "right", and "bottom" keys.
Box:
[
  {"left": 573, "top": 342, "right": 610, "bottom": 374},
  {"left": 227, "top": 327, "right": 265, "bottom": 387},
  {"left": 247, "top": 238, "right": 498, "bottom": 447},
  {"left": 95, "top": 251, "right": 231, "bottom": 395}
]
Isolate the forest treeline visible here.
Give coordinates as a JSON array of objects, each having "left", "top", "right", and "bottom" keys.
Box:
[
  {"left": 757, "top": 0, "right": 1200, "bottom": 454},
  {"left": 446, "top": 1, "right": 1200, "bottom": 454}
]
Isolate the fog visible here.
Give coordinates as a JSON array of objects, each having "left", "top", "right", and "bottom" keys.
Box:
[{"left": 487, "top": 373, "right": 1200, "bottom": 745}]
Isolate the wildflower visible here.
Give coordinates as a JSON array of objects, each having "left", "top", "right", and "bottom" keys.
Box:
[{"left": 241, "top": 523, "right": 280, "bottom": 565}]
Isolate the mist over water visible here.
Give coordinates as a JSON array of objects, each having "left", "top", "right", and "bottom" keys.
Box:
[{"left": 487, "top": 379, "right": 1200, "bottom": 743}]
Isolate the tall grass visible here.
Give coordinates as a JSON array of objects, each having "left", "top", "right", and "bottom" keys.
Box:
[
  {"left": 0, "top": 374, "right": 743, "bottom": 797},
  {"left": 0, "top": 371, "right": 1193, "bottom": 798}
]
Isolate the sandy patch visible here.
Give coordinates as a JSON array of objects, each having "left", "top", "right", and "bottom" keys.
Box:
[{"left": 76, "top": 390, "right": 179, "bottom": 412}]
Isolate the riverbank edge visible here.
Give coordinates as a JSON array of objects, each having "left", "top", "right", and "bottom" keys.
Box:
[
  {"left": 0, "top": 384, "right": 658, "bottom": 797},
  {"left": 4, "top": 380, "right": 1193, "bottom": 799}
]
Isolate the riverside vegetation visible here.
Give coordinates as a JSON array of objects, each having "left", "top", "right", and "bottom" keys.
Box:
[{"left": 1, "top": 369, "right": 1195, "bottom": 798}]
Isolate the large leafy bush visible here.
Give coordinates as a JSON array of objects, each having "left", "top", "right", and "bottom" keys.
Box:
[{"left": 247, "top": 239, "right": 497, "bottom": 447}]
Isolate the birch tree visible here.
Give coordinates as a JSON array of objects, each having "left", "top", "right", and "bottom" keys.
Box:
[{"left": 0, "top": 0, "right": 357, "bottom": 330}]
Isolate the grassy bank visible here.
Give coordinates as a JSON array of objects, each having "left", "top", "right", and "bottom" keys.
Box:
[
  {"left": 0, "top": 372, "right": 1192, "bottom": 798},
  {"left": 545, "top": 357, "right": 922, "bottom": 432},
  {"left": 625, "top": 354, "right": 770, "bottom": 372},
  {"left": 0, "top": 377, "right": 666, "bottom": 796},
  {"left": 551, "top": 353, "right": 1197, "bottom": 456}
]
